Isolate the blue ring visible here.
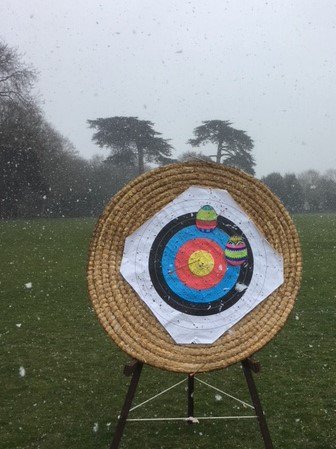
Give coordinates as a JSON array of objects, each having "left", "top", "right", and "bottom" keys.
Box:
[{"left": 161, "top": 226, "right": 240, "bottom": 304}]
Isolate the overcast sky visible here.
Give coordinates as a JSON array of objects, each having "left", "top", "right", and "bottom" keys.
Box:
[{"left": 1, "top": 0, "right": 336, "bottom": 176}]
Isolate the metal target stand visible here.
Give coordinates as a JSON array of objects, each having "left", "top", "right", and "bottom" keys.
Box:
[{"left": 109, "top": 357, "right": 274, "bottom": 449}]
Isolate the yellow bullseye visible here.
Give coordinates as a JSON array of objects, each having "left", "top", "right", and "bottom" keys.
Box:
[{"left": 188, "top": 250, "right": 215, "bottom": 277}]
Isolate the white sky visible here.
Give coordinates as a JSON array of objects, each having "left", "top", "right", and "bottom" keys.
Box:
[{"left": 1, "top": 0, "right": 336, "bottom": 176}]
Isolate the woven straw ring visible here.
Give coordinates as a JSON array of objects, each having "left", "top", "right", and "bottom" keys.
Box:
[{"left": 87, "top": 162, "right": 302, "bottom": 373}]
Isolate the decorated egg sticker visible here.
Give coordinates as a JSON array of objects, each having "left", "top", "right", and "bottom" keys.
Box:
[
  {"left": 195, "top": 204, "right": 217, "bottom": 232},
  {"left": 225, "top": 235, "right": 248, "bottom": 266}
]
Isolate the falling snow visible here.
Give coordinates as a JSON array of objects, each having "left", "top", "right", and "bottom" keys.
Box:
[
  {"left": 187, "top": 416, "right": 199, "bottom": 423},
  {"left": 235, "top": 282, "right": 248, "bottom": 292}
]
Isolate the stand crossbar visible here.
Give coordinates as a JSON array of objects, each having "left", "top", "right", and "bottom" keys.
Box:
[{"left": 126, "top": 415, "right": 257, "bottom": 422}]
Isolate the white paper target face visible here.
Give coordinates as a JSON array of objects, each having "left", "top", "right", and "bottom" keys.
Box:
[{"left": 120, "top": 187, "right": 284, "bottom": 344}]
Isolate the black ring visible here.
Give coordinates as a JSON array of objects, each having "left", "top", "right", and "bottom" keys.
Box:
[{"left": 148, "top": 213, "right": 254, "bottom": 316}]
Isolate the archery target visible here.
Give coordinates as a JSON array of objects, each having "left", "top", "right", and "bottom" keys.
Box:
[{"left": 120, "top": 186, "right": 284, "bottom": 344}]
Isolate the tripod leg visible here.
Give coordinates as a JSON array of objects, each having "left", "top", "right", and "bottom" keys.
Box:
[
  {"left": 242, "top": 359, "right": 274, "bottom": 449},
  {"left": 109, "top": 361, "right": 143, "bottom": 449},
  {"left": 187, "top": 374, "right": 195, "bottom": 422}
]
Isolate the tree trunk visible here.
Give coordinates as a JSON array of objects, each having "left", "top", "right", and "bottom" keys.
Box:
[
  {"left": 137, "top": 146, "right": 144, "bottom": 175},
  {"left": 216, "top": 141, "right": 222, "bottom": 163}
]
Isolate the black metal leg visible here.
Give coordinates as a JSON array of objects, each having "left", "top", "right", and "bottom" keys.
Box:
[
  {"left": 242, "top": 359, "right": 274, "bottom": 449},
  {"left": 187, "top": 374, "right": 195, "bottom": 422},
  {"left": 109, "top": 361, "right": 143, "bottom": 449}
]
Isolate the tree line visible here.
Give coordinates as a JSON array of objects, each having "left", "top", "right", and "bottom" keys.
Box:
[
  {"left": 1, "top": 40, "right": 336, "bottom": 219},
  {"left": 262, "top": 170, "right": 336, "bottom": 213}
]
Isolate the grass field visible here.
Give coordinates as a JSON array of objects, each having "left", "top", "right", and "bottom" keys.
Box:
[{"left": 0, "top": 214, "right": 335, "bottom": 449}]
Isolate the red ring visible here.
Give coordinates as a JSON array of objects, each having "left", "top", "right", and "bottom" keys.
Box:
[{"left": 175, "top": 238, "right": 227, "bottom": 290}]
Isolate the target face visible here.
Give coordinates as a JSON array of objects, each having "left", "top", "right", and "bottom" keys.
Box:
[
  {"left": 120, "top": 187, "right": 283, "bottom": 344},
  {"left": 149, "top": 214, "right": 253, "bottom": 316}
]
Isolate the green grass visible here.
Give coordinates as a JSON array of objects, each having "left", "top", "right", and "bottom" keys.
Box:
[{"left": 0, "top": 214, "right": 335, "bottom": 449}]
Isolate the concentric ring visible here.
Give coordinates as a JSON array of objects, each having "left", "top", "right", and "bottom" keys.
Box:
[
  {"left": 148, "top": 214, "right": 254, "bottom": 315},
  {"left": 175, "top": 239, "right": 226, "bottom": 289}
]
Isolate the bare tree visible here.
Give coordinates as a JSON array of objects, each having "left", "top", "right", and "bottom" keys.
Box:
[{"left": 0, "top": 41, "right": 36, "bottom": 106}]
